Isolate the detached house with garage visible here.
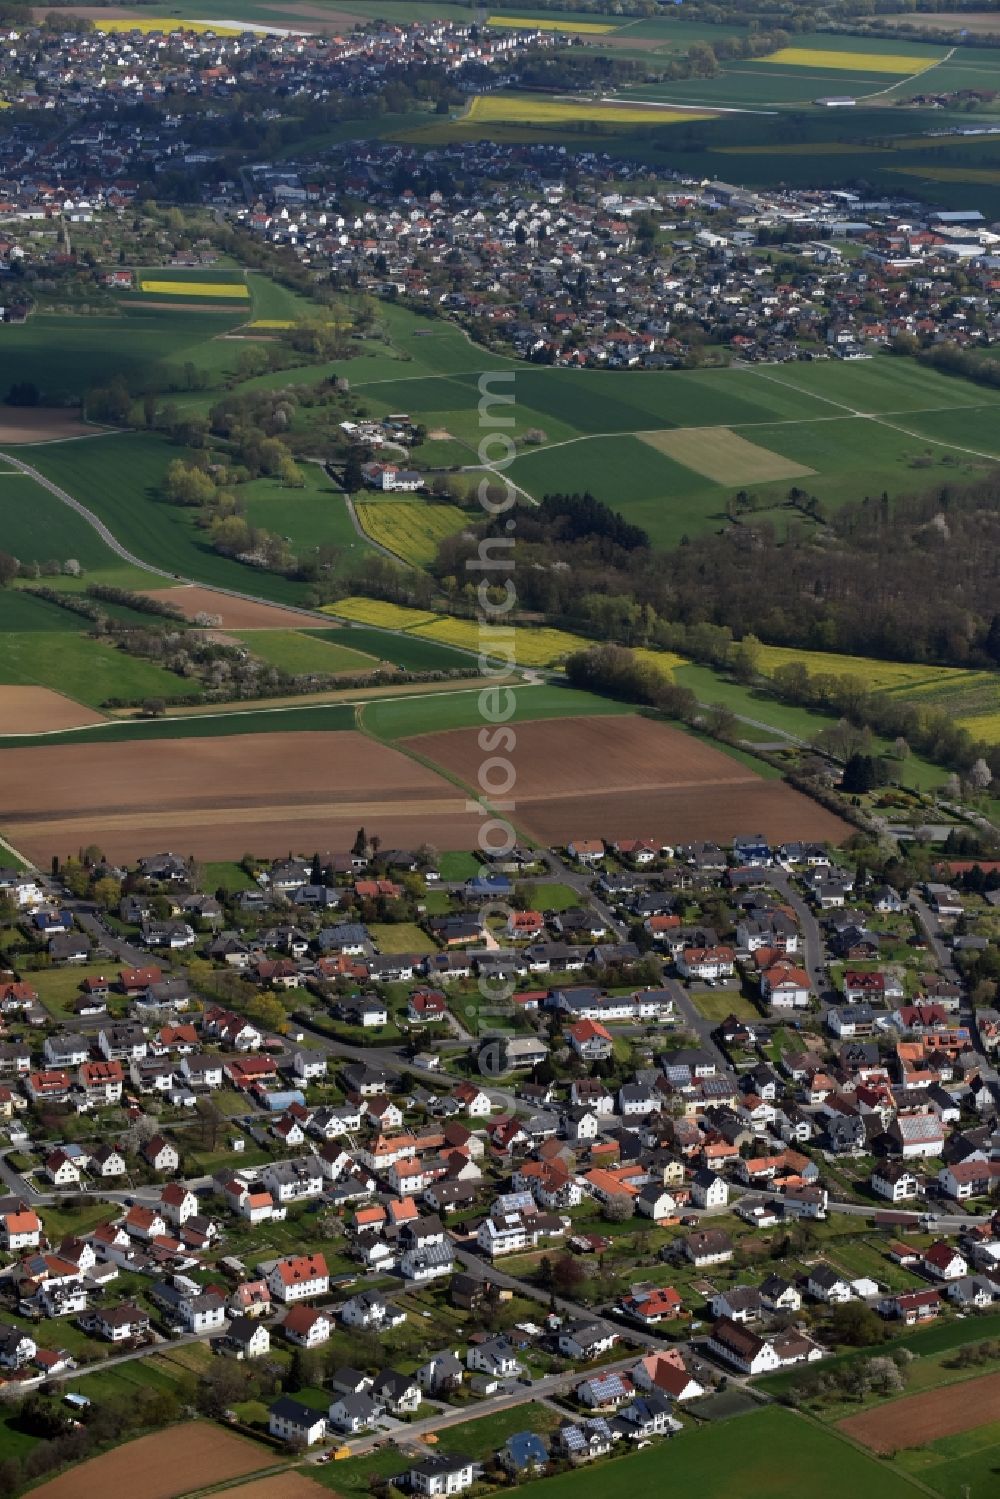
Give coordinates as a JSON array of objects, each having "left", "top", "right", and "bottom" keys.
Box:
[{"left": 807, "top": 1264, "right": 853, "bottom": 1303}]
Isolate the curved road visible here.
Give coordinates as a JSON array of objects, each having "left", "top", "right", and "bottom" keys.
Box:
[{"left": 1, "top": 445, "right": 173, "bottom": 578}]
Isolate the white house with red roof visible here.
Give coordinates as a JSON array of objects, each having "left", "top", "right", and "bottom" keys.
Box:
[
  {"left": 923, "top": 1241, "right": 968, "bottom": 1281},
  {"left": 268, "top": 1252, "right": 329, "bottom": 1303}
]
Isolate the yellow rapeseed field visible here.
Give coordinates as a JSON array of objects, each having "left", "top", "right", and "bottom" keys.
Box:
[
  {"left": 716, "top": 143, "right": 887, "bottom": 157},
  {"left": 893, "top": 165, "right": 1000, "bottom": 185},
  {"left": 322, "top": 598, "right": 439, "bottom": 631},
  {"left": 487, "top": 16, "right": 616, "bottom": 33},
  {"left": 466, "top": 94, "right": 714, "bottom": 126},
  {"left": 413, "top": 616, "right": 593, "bottom": 667},
  {"left": 96, "top": 18, "right": 242, "bottom": 35},
  {"left": 139, "top": 279, "right": 249, "bottom": 299},
  {"left": 761, "top": 46, "right": 938, "bottom": 73},
  {"left": 957, "top": 712, "right": 1000, "bottom": 745},
  {"left": 246, "top": 319, "right": 295, "bottom": 329},
  {"left": 756, "top": 644, "right": 974, "bottom": 692},
  {"left": 355, "top": 503, "right": 468, "bottom": 568}
]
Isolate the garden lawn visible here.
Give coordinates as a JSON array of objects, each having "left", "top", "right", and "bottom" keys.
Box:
[
  {"left": 204, "top": 860, "right": 258, "bottom": 892},
  {"left": 435, "top": 1403, "right": 560, "bottom": 1459},
  {"left": 691, "top": 991, "right": 761, "bottom": 1023},
  {"left": 437, "top": 851, "right": 481, "bottom": 880},
  {"left": 521, "top": 882, "right": 578, "bottom": 912},
  {"left": 370, "top": 922, "right": 438, "bottom": 953}
]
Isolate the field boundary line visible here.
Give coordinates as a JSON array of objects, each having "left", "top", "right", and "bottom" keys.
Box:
[
  {"left": 793, "top": 1409, "right": 942, "bottom": 1499},
  {"left": 744, "top": 366, "right": 1000, "bottom": 462},
  {"left": 0, "top": 444, "right": 173, "bottom": 578},
  {"left": 0, "top": 685, "right": 535, "bottom": 741},
  {"left": 859, "top": 43, "right": 955, "bottom": 100},
  {"left": 465, "top": 394, "right": 995, "bottom": 479},
  {"left": 0, "top": 830, "right": 37, "bottom": 871},
  {"left": 868, "top": 414, "right": 1000, "bottom": 463}
]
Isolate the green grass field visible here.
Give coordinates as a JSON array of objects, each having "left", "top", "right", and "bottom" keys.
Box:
[
  {"left": 359, "top": 683, "right": 631, "bottom": 741},
  {"left": 0, "top": 309, "right": 245, "bottom": 401},
  {"left": 0, "top": 702, "right": 357, "bottom": 749},
  {"left": 0, "top": 630, "right": 195, "bottom": 708},
  {"left": 0, "top": 471, "right": 139, "bottom": 574},
  {"left": 331, "top": 314, "right": 1000, "bottom": 547},
  {"left": 514, "top": 1407, "right": 926, "bottom": 1499},
  {"left": 895, "top": 1418, "right": 1000, "bottom": 1499},
  {"left": 315, "top": 625, "right": 478, "bottom": 672},
  {"left": 238, "top": 468, "right": 374, "bottom": 578},
  {"left": 236, "top": 630, "right": 379, "bottom": 675},
  {"left": 0, "top": 590, "right": 81, "bottom": 633},
  {"left": 24, "top": 432, "right": 307, "bottom": 604}
]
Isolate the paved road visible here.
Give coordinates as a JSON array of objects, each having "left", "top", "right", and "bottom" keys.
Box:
[
  {"left": 910, "top": 892, "right": 982, "bottom": 1056},
  {"left": 0, "top": 446, "right": 174, "bottom": 577},
  {"left": 827, "top": 1197, "right": 989, "bottom": 1230},
  {"left": 667, "top": 983, "right": 732, "bottom": 1068},
  {"left": 542, "top": 850, "right": 627, "bottom": 940},
  {"left": 452, "top": 1246, "right": 661, "bottom": 1350},
  {"left": 769, "top": 872, "right": 829, "bottom": 999},
  {"left": 335, "top": 1349, "right": 644, "bottom": 1458}
]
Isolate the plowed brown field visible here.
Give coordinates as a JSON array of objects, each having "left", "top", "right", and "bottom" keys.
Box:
[
  {"left": 410, "top": 715, "right": 850, "bottom": 845},
  {"left": 0, "top": 408, "right": 105, "bottom": 442},
  {"left": 139, "top": 585, "right": 333, "bottom": 630},
  {"left": 218, "top": 1475, "right": 329, "bottom": 1499},
  {"left": 29, "top": 1422, "right": 272, "bottom": 1499},
  {"left": 838, "top": 1370, "right": 1000, "bottom": 1453},
  {"left": 0, "top": 730, "right": 483, "bottom": 862},
  {"left": 0, "top": 686, "right": 105, "bottom": 733}
]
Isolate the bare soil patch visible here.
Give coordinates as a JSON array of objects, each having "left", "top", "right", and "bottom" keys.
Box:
[
  {"left": 838, "top": 1370, "right": 1000, "bottom": 1453},
  {"left": 411, "top": 714, "right": 755, "bottom": 797},
  {"left": 139, "top": 585, "right": 333, "bottom": 631},
  {"left": 518, "top": 782, "right": 849, "bottom": 847},
  {"left": 882, "top": 10, "right": 1000, "bottom": 31},
  {"left": 263, "top": 2, "right": 372, "bottom": 28},
  {"left": 427, "top": 428, "right": 455, "bottom": 440},
  {"left": 29, "top": 1422, "right": 271, "bottom": 1499},
  {"left": 218, "top": 1475, "right": 329, "bottom": 1499},
  {"left": 590, "top": 33, "right": 676, "bottom": 50},
  {"left": 0, "top": 729, "right": 483, "bottom": 862},
  {"left": 410, "top": 715, "right": 850, "bottom": 845},
  {"left": 29, "top": 5, "right": 146, "bottom": 18},
  {"left": 137, "top": 299, "right": 244, "bottom": 312},
  {"left": 0, "top": 408, "right": 106, "bottom": 443},
  {"left": 0, "top": 686, "right": 104, "bottom": 734}
]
